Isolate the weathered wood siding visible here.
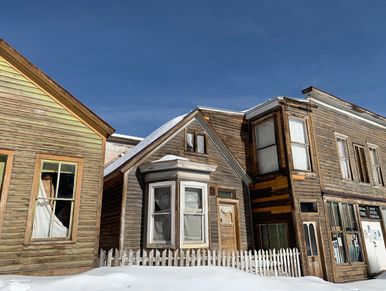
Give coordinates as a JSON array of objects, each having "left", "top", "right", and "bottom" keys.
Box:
[
  {"left": 247, "top": 109, "right": 294, "bottom": 248},
  {"left": 0, "top": 56, "right": 104, "bottom": 275},
  {"left": 120, "top": 118, "right": 253, "bottom": 250}
]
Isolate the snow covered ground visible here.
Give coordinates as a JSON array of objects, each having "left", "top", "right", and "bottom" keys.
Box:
[{"left": 0, "top": 266, "right": 384, "bottom": 291}]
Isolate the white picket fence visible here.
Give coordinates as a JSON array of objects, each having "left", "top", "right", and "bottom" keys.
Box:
[{"left": 98, "top": 248, "right": 301, "bottom": 277}]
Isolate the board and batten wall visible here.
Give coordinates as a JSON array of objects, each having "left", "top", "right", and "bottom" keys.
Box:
[{"left": 0, "top": 56, "right": 105, "bottom": 275}]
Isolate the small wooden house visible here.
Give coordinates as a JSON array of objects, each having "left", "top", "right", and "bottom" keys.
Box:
[
  {"left": 0, "top": 40, "right": 114, "bottom": 275},
  {"left": 101, "top": 108, "right": 254, "bottom": 252}
]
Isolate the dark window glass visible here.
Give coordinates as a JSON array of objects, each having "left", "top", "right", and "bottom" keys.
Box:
[{"left": 300, "top": 202, "right": 317, "bottom": 213}]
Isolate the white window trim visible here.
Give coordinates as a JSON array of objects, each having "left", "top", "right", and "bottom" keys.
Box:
[
  {"left": 289, "top": 117, "right": 311, "bottom": 171},
  {"left": 147, "top": 181, "right": 176, "bottom": 247},
  {"left": 367, "top": 143, "right": 384, "bottom": 186},
  {"left": 334, "top": 133, "right": 353, "bottom": 180},
  {"left": 180, "top": 181, "right": 209, "bottom": 248}
]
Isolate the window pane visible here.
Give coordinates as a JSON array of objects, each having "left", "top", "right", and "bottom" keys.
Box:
[
  {"left": 196, "top": 135, "right": 205, "bottom": 153},
  {"left": 347, "top": 233, "right": 363, "bottom": 262},
  {"left": 153, "top": 214, "right": 171, "bottom": 241},
  {"left": 269, "top": 224, "right": 279, "bottom": 249},
  {"left": 57, "top": 163, "right": 76, "bottom": 199},
  {"left": 291, "top": 144, "right": 310, "bottom": 171},
  {"left": 309, "top": 224, "right": 318, "bottom": 256},
  {"left": 337, "top": 138, "right": 348, "bottom": 159},
  {"left": 303, "top": 224, "right": 312, "bottom": 256},
  {"left": 277, "top": 224, "right": 288, "bottom": 248},
  {"left": 289, "top": 119, "right": 307, "bottom": 144},
  {"left": 184, "top": 214, "right": 203, "bottom": 241},
  {"left": 184, "top": 187, "right": 202, "bottom": 212},
  {"left": 300, "top": 202, "right": 317, "bottom": 213},
  {"left": 218, "top": 189, "right": 235, "bottom": 199},
  {"left": 53, "top": 200, "right": 72, "bottom": 230},
  {"left": 343, "top": 204, "right": 358, "bottom": 231},
  {"left": 186, "top": 133, "right": 194, "bottom": 152},
  {"left": 256, "top": 119, "right": 276, "bottom": 149},
  {"left": 0, "top": 154, "right": 7, "bottom": 198},
  {"left": 340, "top": 158, "right": 351, "bottom": 179},
  {"left": 154, "top": 187, "right": 171, "bottom": 213},
  {"left": 258, "top": 145, "right": 279, "bottom": 174},
  {"left": 332, "top": 233, "right": 347, "bottom": 264},
  {"left": 260, "top": 225, "right": 270, "bottom": 249},
  {"left": 41, "top": 161, "right": 59, "bottom": 200}
]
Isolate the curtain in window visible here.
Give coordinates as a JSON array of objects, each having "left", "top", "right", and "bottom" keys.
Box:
[
  {"left": 256, "top": 120, "right": 275, "bottom": 149},
  {"left": 336, "top": 138, "right": 351, "bottom": 179},
  {"left": 32, "top": 179, "right": 68, "bottom": 239},
  {"left": 289, "top": 119, "right": 310, "bottom": 171},
  {"left": 153, "top": 187, "right": 171, "bottom": 241},
  {"left": 291, "top": 144, "right": 309, "bottom": 171},
  {"left": 196, "top": 135, "right": 205, "bottom": 153},
  {"left": 256, "top": 119, "right": 279, "bottom": 174},
  {"left": 186, "top": 133, "right": 194, "bottom": 152},
  {"left": 289, "top": 119, "right": 306, "bottom": 144}
]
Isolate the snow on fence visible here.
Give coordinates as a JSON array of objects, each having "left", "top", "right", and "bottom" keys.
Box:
[{"left": 98, "top": 248, "right": 301, "bottom": 277}]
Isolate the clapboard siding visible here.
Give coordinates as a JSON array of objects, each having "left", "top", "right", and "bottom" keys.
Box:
[
  {"left": 0, "top": 56, "right": 105, "bottom": 275},
  {"left": 118, "top": 118, "right": 253, "bottom": 251}
]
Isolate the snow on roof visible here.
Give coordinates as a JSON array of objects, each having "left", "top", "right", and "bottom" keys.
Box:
[
  {"left": 151, "top": 155, "right": 189, "bottom": 163},
  {"left": 197, "top": 106, "right": 244, "bottom": 115},
  {"left": 110, "top": 133, "right": 143, "bottom": 141},
  {"left": 104, "top": 114, "right": 187, "bottom": 176}
]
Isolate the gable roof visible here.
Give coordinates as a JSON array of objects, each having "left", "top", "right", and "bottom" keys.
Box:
[
  {"left": 0, "top": 39, "right": 114, "bottom": 138},
  {"left": 104, "top": 109, "right": 252, "bottom": 184}
]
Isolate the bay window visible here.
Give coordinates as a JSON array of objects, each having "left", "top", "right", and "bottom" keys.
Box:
[
  {"left": 254, "top": 118, "right": 279, "bottom": 174},
  {"left": 147, "top": 181, "right": 175, "bottom": 246},
  {"left": 180, "top": 181, "right": 208, "bottom": 246},
  {"left": 289, "top": 118, "right": 311, "bottom": 171}
]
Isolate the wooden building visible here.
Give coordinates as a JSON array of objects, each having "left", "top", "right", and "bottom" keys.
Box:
[
  {"left": 105, "top": 133, "right": 143, "bottom": 165},
  {"left": 246, "top": 88, "right": 386, "bottom": 282},
  {"left": 101, "top": 108, "right": 254, "bottom": 252},
  {"left": 0, "top": 40, "right": 114, "bottom": 275}
]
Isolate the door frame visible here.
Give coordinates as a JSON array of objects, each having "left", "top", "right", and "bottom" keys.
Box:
[
  {"left": 301, "top": 219, "right": 324, "bottom": 278},
  {"left": 217, "top": 198, "right": 240, "bottom": 250}
]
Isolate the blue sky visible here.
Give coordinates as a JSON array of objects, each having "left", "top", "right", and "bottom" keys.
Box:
[{"left": 1, "top": 1, "right": 386, "bottom": 137}]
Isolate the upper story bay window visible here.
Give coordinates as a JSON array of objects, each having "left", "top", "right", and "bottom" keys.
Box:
[
  {"left": 289, "top": 118, "right": 311, "bottom": 171},
  {"left": 254, "top": 118, "right": 279, "bottom": 174}
]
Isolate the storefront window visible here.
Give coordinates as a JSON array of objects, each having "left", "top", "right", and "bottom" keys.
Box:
[{"left": 327, "top": 202, "right": 363, "bottom": 264}]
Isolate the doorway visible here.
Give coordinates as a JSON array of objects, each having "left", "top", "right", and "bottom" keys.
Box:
[
  {"left": 218, "top": 199, "right": 239, "bottom": 250},
  {"left": 362, "top": 220, "right": 386, "bottom": 274},
  {"left": 303, "top": 221, "right": 323, "bottom": 278}
]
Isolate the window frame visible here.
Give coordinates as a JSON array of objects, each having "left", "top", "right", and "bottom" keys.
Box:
[
  {"left": 258, "top": 223, "right": 289, "bottom": 250},
  {"left": 288, "top": 117, "right": 312, "bottom": 172},
  {"left": 252, "top": 116, "right": 280, "bottom": 175},
  {"left": 353, "top": 144, "right": 370, "bottom": 184},
  {"left": 368, "top": 144, "right": 384, "bottom": 186},
  {"left": 327, "top": 201, "right": 364, "bottom": 265},
  {"left": 0, "top": 149, "right": 15, "bottom": 238},
  {"left": 335, "top": 134, "right": 353, "bottom": 181},
  {"left": 180, "top": 181, "right": 209, "bottom": 248},
  {"left": 185, "top": 130, "right": 207, "bottom": 155},
  {"left": 24, "top": 154, "right": 83, "bottom": 244},
  {"left": 146, "top": 181, "right": 176, "bottom": 247}
]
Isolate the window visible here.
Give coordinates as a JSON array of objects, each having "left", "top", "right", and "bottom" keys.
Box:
[
  {"left": 147, "top": 181, "right": 175, "bottom": 246},
  {"left": 289, "top": 118, "right": 311, "bottom": 171},
  {"left": 336, "top": 136, "right": 352, "bottom": 180},
  {"left": 327, "top": 202, "right": 363, "bottom": 264},
  {"left": 300, "top": 202, "right": 318, "bottom": 213},
  {"left": 259, "top": 223, "right": 288, "bottom": 250},
  {"left": 353, "top": 145, "right": 369, "bottom": 183},
  {"left": 186, "top": 132, "right": 206, "bottom": 154},
  {"left": 369, "top": 145, "right": 384, "bottom": 186},
  {"left": 217, "top": 188, "right": 236, "bottom": 199},
  {"left": 30, "top": 156, "right": 82, "bottom": 241},
  {"left": 254, "top": 118, "right": 279, "bottom": 174},
  {"left": 303, "top": 222, "right": 318, "bottom": 256},
  {"left": 180, "top": 181, "right": 208, "bottom": 246},
  {"left": 0, "top": 151, "right": 14, "bottom": 235}
]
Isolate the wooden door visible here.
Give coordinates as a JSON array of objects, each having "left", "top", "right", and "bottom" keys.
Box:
[
  {"left": 303, "top": 221, "right": 323, "bottom": 278},
  {"left": 218, "top": 201, "right": 239, "bottom": 250}
]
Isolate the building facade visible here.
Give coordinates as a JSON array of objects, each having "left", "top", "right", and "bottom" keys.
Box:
[{"left": 0, "top": 40, "right": 114, "bottom": 275}]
